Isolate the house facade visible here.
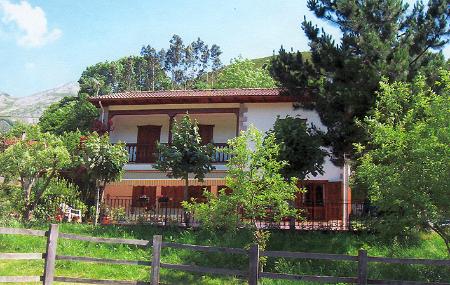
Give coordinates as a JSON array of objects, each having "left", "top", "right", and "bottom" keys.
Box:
[{"left": 89, "top": 88, "right": 351, "bottom": 227}]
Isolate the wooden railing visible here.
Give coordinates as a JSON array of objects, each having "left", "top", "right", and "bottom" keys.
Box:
[
  {"left": 1, "top": 225, "right": 450, "bottom": 284},
  {"left": 125, "top": 143, "right": 230, "bottom": 163}
]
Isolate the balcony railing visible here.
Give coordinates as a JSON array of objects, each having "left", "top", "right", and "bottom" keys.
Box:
[{"left": 125, "top": 143, "right": 230, "bottom": 163}]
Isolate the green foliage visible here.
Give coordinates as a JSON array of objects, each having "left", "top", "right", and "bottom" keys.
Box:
[
  {"left": 215, "top": 57, "right": 277, "bottom": 89},
  {"left": 38, "top": 94, "right": 99, "bottom": 135},
  {"left": 33, "top": 178, "right": 86, "bottom": 222},
  {"left": 0, "top": 125, "right": 71, "bottom": 220},
  {"left": 270, "top": 0, "right": 450, "bottom": 163},
  {"left": 155, "top": 115, "right": 215, "bottom": 183},
  {"left": 0, "top": 184, "right": 21, "bottom": 223},
  {"left": 79, "top": 35, "right": 222, "bottom": 95},
  {"left": 354, "top": 70, "right": 450, "bottom": 254},
  {"left": 79, "top": 56, "right": 171, "bottom": 96},
  {"left": 155, "top": 115, "right": 215, "bottom": 225},
  {"left": 78, "top": 133, "right": 128, "bottom": 188},
  {"left": 269, "top": 115, "right": 326, "bottom": 179},
  {"left": 185, "top": 127, "right": 300, "bottom": 246}
]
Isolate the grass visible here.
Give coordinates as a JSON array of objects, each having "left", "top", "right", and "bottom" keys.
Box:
[{"left": 0, "top": 222, "right": 449, "bottom": 284}]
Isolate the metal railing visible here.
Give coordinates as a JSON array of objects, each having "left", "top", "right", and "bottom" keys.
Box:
[{"left": 124, "top": 143, "right": 230, "bottom": 163}]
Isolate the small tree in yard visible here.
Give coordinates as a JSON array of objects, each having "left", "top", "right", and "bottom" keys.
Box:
[
  {"left": 268, "top": 115, "right": 327, "bottom": 229},
  {"left": 355, "top": 70, "right": 450, "bottom": 254},
  {"left": 77, "top": 133, "right": 128, "bottom": 225},
  {"left": 155, "top": 115, "right": 215, "bottom": 226},
  {"left": 185, "top": 127, "right": 301, "bottom": 248},
  {"left": 0, "top": 125, "right": 70, "bottom": 221}
]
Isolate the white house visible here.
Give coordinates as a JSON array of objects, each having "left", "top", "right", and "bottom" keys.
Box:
[{"left": 89, "top": 88, "right": 351, "bottom": 224}]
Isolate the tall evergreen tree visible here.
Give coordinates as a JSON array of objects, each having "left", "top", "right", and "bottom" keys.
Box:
[{"left": 270, "top": 0, "right": 450, "bottom": 163}]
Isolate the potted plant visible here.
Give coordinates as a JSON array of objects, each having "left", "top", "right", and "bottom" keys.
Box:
[{"left": 100, "top": 204, "right": 111, "bottom": 225}]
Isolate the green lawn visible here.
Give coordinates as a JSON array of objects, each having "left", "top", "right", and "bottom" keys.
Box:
[{"left": 0, "top": 223, "right": 449, "bottom": 284}]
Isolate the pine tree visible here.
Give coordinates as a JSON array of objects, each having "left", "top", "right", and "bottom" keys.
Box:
[{"left": 270, "top": 0, "right": 450, "bottom": 163}]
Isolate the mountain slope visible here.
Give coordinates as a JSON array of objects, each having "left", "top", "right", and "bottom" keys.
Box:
[{"left": 0, "top": 82, "right": 79, "bottom": 123}]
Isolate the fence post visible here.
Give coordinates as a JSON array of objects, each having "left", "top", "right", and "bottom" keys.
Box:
[
  {"left": 248, "top": 244, "right": 260, "bottom": 285},
  {"left": 357, "top": 249, "right": 368, "bottom": 285},
  {"left": 43, "top": 224, "right": 59, "bottom": 285},
  {"left": 151, "top": 235, "right": 162, "bottom": 285}
]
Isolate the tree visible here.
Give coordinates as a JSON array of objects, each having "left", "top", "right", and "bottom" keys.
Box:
[
  {"left": 79, "top": 35, "right": 222, "bottom": 95},
  {"left": 165, "top": 34, "right": 186, "bottom": 88},
  {"left": 0, "top": 125, "right": 71, "bottom": 220},
  {"left": 185, "top": 127, "right": 300, "bottom": 247},
  {"left": 154, "top": 115, "right": 215, "bottom": 225},
  {"left": 215, "top": 58, "right": 276, "bottom": 89},
  {"left": 76, "top": 133, "right": 128, "bottom": 225},
  {"left": 141, "top": 45, "right": 167, "bottom": 91},
  {"left": 269, "top": 115, "right": 326, "bottom": 179},
  {"left": 38, "top": 94, "right": 99, "bottom": 135},
  {"left": 209, "top": 44, "right": 223, "bottom": 86},
  {"left": 354, "top": 70, "right": 450, "bottom": 254},
  {"left": 270, "top": 0, "right": 450, "bottom": 163}
]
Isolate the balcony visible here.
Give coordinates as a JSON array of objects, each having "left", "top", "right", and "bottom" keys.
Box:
[{"left": 125, "top": 143, "right": 230, "bottom": 163}]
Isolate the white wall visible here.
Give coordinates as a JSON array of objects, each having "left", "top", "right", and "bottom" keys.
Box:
[
  {"left": 244, "top": 103, "right": 342, "bottom": 182},
  {"left": 109, "top": 113, "right": 237, "bottom": 144},
  {"left": 110, "top": 115, "right": 170, "bottom": 143},
  {"left": 182, "top": 113, "right": 237, "bottom": 143},
  {"left": 108, "top": 102, "right": 342, "bottom": 182}
]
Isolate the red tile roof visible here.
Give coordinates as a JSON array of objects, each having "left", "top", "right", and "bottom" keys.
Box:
[{"left": 89, "top": 88, "right": 307, "bottom": 106}]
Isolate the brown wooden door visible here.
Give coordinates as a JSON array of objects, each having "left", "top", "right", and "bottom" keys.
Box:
[
  {"left": 198, "top": 125, "right": 214, "bottom": 144},
  {"left": 136, "top": 125, "right": 161, "bottom": 163},
  {"left": 297, "top": 183, "right": 325, "bottom": 221}
]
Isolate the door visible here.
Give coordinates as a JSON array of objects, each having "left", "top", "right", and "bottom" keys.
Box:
[
  {"left": 297, "top": 183, "right": 326, "bottom": 221},
  {"left": 198, "top": 125, "right": 214, "bottom": 144},
  {"left": 136, "top": 125, "right": 161, "bottom": 163}
]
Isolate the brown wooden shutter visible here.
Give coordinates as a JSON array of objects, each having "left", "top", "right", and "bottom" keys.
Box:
[
  {"left": 198, "top": 125, "right": 214, "bottom": 144},
  {"left": 136, "top": 125, "right": 161, "bottom": 163}
]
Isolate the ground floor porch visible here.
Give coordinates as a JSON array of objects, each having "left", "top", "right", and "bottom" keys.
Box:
[{"left": 103, "top": 178, "right": 353, "bottom": 230}]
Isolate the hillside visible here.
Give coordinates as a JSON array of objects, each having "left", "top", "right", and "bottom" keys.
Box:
[{"left": 0, "top": 82, "right": 79, "bottom": 124}]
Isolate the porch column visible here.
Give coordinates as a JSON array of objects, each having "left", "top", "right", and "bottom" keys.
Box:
[
  {"left": 237, "top": 103, "right": 248, "bottom": 136},
  {"left": 167, "top": 113, "right": 176, "bottom": 143},
  {"left": 211, "top": 185, "right": 218, "bottom": 197},
  {"left": 156, "top": 186, "right": 162, "bottom": 211}
]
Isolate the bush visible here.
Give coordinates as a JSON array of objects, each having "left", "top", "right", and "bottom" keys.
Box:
[{"left": 33, "top": 179, "right": 87, "bottom": 222}]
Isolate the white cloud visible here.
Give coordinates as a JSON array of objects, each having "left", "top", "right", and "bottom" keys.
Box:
[{"left": 0, "top": 0, "right": 62, "bottom": 47}]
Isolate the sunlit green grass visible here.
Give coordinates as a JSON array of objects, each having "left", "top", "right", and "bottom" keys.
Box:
[{"left": 0, "top": 223, "right": 448, "bottom": 284}]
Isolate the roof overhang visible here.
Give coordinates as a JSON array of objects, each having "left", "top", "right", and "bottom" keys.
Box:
[{"left": 88, "top": 88, "right": 309, "bottom": 107}]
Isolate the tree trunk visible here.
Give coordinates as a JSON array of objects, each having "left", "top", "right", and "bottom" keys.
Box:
[
  {"left": 183, "top": 177, "right": 190, "bottom": 227},
  {"left": 94, "top": 181, "right": 100, "bottom": 226},
  {"left": 22, "top": 178, "right": 36, "bottom": 221},
  {"left": 288, "top": 199, "right": 296, "bottom": 231},
  {"left": 26, "top": 172, "right": 56, "bottom": 221}
]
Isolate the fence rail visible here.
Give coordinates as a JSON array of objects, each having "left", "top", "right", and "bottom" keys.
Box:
[{"left": 1, "top": 225, "right": 449, "bottom": 285}]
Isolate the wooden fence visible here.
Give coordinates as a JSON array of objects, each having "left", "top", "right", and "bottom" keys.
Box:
[{"left": 0, "top": 224, "right": 449, "bottom": 285}]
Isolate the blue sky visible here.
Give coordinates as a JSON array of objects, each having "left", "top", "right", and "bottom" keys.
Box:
[{"left": 0, "top": 0, "right": 448, "bottom": 97}]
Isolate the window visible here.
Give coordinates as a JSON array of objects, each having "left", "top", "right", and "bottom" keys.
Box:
[{"left": 303, "top": 184, "right": 324, "bottom": 206}]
